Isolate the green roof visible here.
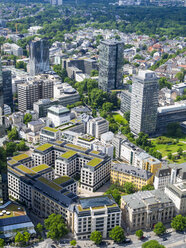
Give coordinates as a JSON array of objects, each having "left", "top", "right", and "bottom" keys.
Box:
[
  {"left": 38, "top": 176, "right": 62, "bottom": 191},
  {"left": 91, "top": 150, "right": 100, "bottom": 155},
  {"left": 16, "top": 165, "right": 36, "bottom": 175},
  {"left": 61, "top": 150, "right": 77, "bottom": 159},
  {"left": 8, "top": 159, "right": 18, "bottom": 165},
  {"left": 65, "top": 143, "right": 87, "bottom": 151},
  {"left": 32, "top": 164, "right": 50, "bottom": 173},
  {"left": 36, "top": 143, "right": 53, "bottom": 151},
  {"left": 53, "top": 176, "right": 71, "bottom": 185},
  {"left": 87, "top": 158, "right": 103, "bottom": 167},
  {"left": 43, "top": 127, "right": 58, "bottom": 133},
  {"left": 12, "top": 154, "right": 29, "bottom": 161}
]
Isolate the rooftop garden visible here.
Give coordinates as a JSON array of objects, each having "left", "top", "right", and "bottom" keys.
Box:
[
  {"left": 0, "top": 203, "right": 25, "bottom": 219},
  {"left": 7, "top": 159, "right": 18, "bottom": 165},
  {"left": 38, "top": 176, "right": 62, "bottom": 191},
  {"left": 65, "top": 143, "right": 87, "bottom": 152},
  {"left": 90, "top": 150, "right": 100, "bottom": 155},
  {"left": 61, "top": 150, "right": 77, "bottom": 159},
  {"left": 43, "top": 127, "right": 58, "bottom": 133},
  {"left": 16, "top": 165, "right": 36, "bottom": 175},
  {"left": 53, "top": 176, "right": 71, "bottom": 185},
  {"left": 87, "top": 158, "right": 103, "bottom": 167},
  {"left": 36, "top": 143, "right": 53, "bottom": 152},
  {"left": 78, "top": 136, "right": 95, "bottom": 142},
  {"left": 32, "top": 164, "right": 50, "bottom": 173},
  {"left": 12, "top": 153, "right": 29, "bottom": 161}
]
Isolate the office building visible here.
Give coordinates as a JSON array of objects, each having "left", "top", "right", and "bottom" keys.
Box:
[
  {"left": 130, "top": 70, "right": 159, "bottom": 135},
  {"left": 2, "top": 43, "right": 23, "bottom": 57},
  {"left": 54, "top": 82, "right": 80, "bottom": 106},
  {"left": 0, "top": 163, "right": 8, "bottom": 206},
  {"left": 119, "top": 139, "right": 161, "bottom": 175},
  {"left": 98, "top": 40, "right": 124, "bottom": 92},
  {"left": 87, "top": 117, "right": 109, "bottom": 139},
  {"left": 74, "top": 195, "right": 121, "bottom": 239},
  {"left": 0, "top": 59, "right": 5, "bottom": 137},
  {"left": 33, "top": 99, "right": 59, "bottom": 118},
  {"left": 121, "top": 190, "right": 174, "bottom": 231},
  {"left": 111, "top": 163, "right": 153, "bottom": 190},
  {"left": 120, "top": 90, "right": 131, "bottom": 114},
  {"left": 157, "top": 104, "right": 186, "bottom": 134},
  {"left": 29, "top": 38, "right": 50, "bottom": 76},
  {"left": 47, "top": 105, "right": 71, "bottom": 127},
  {"left": 165, "top": 182, "right": 186, "bottom": 215},
  {"left": 40, "top": 127, "right": 61, "bottom": 144},
  {"left": 2, "top": 69, "right": 13, "bottom": 109},
  {"left": 17, "top": 74, "right": 54, "bottom": 112}
]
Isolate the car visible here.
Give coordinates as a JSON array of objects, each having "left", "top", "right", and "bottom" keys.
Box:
[
  {"left": 162, "top": 237, "right": 168, "bottom": 241},
  {"left": 124, "top": 238, "right": 131, "bottom": 243}
]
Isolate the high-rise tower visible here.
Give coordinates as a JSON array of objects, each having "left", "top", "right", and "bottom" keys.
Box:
[
  {"left": 0, "top": 58, "right": 5, "bottom": 137},
  {"left": 29, "top": 38, "right": 50, "bottom": 76},
  {"left": 98, "top": 40, "right": 124, "bottom": 92},
  {"left": 130, "top": 70, "right": 159, "bottom": 135}
]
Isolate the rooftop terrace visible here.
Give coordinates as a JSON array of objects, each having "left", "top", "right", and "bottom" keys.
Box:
[
  {"left": 32, "top": 164, "right": 50, "bottom": 173},
  {"left": 61, "top": 150, "right": 77, "bottom": 159},
  {"left": 87, "top": 158, "right": 103, "bottom": 167},
  {"left": 38, "top": 176, "right": 62, "bottom": 191},
  {"left": 12, "top": 154, "right": 29, "bottom": 161},
  {"left": 43, "top": 127, "right": 58, "bottom": 133},
  {"left": 36, "top": 143, "right": 53, "bottom": 152},
  {"left": 53, "top": 176, "right": 71, "bottom": 185}
]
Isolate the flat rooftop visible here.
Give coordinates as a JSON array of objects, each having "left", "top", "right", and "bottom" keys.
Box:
[
  {"left": 35, "top": 143, "right": 53, "bottom": 152},
  {"left": 12, "top": 154, "right": 29, "bottom": 161},
  {"left": 80, "top": 195, "right": 115, "bottom": 209},
  {"left": 31, "top": 164, "right": 51, "bottom": 173}
]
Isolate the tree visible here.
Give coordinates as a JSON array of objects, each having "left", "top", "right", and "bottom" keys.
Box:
[
  {"left": 24, "top": 232, "right": 31, "bottom": 244},
  {"left": 142, "top": 240, "right": 165, "bottom": 248},
  {"left": 123, "top": 182, "right": 135, "bottom": 194},
  {"left": 105, "top": 188, "right": 121, "bottom": 205},
  {"left": 44, "top": 214, "right": 68, "bottom": 241},
  {"left": 90, "top": 231, "right": 102, "bottom": 245},
  {"left": 175, "top": 71, "right": 184, "bottom": 82},
  {"left": 177, "top": 147, "right": 183, "bottom": 156},
  {"left": 16, "top": 61, "right": 27, "bottom": 72},
  {"left": 6, "top": 142, "right": 17, "bottom": 156},
  {"left": 90, "top": 70, "right": 99, "bottom": 77},
  {"left": 109, "top": 226, "right": 125, "bottom": 243},
  {"left": 153, "top": 222, "right": 166, "bottom": 236},
  {"left": 124, "top": 111, "right": 130, "bottom": 122},
  {"left": 171, "top": 215, "right": 186, "bottom": 231},
  {"left": 0, "top": 238, "right": 5, "bottom": 248},
  {"left": 15, "top": 232, "right": 25, "bottom": 245},
  {"left": 102, "top": 102, "right": 113, "bottom": 113},
  {"left": 70, "top": 240, "right": 77, "bottom": 246},
  {"left": 135, "top": 229, "right": 143, "bottom": 239},
  {"left": 8, "top": 127, "right": 18, "bottom": 140},
  {"left": 35, "top": 223, "right": 44, "bottom": 234},
  {"left": 167, "top": 152, "right": 172, "bottom": 160},
  {"left": 17, "top": 140, "right": 28, "bottom": 151},
  {"left": 142, "top": 184, "right": 154, "bottom": 191},
  {"left": 23, "top": 113, "right": 32, "bottom": 125},
  {"left": 158, "top": 77, "right": 172, "bottom": 90}
]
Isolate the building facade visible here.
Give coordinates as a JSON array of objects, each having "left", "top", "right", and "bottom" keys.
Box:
[
  {"left": 98, "top": 40, "right": 124, "bottom": 92},
  {"left": 47, "top": 105, "right": 70, "bottom": 127},
  {"left": 74, "top": 196, "right": 121, "bottom": 240},
  {"left": 0, "top": 59, "right": 5, "bottom": 137},
  {"left": 130, "top": 70, "right": 159, "bottom": 135},
  {"left": 120, "top": 90, "right": 131, "bottom": 114},
  {"left": 121, "top": 190, "right": 174, "bottom": 231},
  {"left": 87, "top": 117, "right": 109, "bottom": 139},
  {"left": 111, "top": 163, "right": 153, "bottom": 190}
]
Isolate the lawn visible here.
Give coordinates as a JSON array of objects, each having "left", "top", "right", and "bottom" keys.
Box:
[
  {"left": 113, "top": 113, "right": 128, "bottom": 125},
  {"left": 152, "top": 140, "right": 186, "bottom": 158}
]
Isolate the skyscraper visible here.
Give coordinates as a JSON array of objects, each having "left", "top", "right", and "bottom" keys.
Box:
[
  {"left": 130, "top": 70, "right": 159, "bottom": 135},
  {"left": 29, "top": 38, "right": 50, "bottom": 76},
  {"left": 2, "top": 69, "right": 13, "bottom": 109},
  {"left": 0, "top": 59, "right": 5, "bottom": 138},
  {"left": 0, "top": 163, "right": 8, "bottom": 206},
  {"left": 98, "top": 40, "right": 124, "bottom": 92}
]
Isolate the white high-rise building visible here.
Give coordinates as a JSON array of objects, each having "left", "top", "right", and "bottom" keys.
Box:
[
  {"left": 130, "top": 70, "right": 159, "bottom": 135},
  {"left": 87, "top": 117, "right": 109, "bottom": 139}
]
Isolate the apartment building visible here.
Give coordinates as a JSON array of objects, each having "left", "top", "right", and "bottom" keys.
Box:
[
  {"left": 17, "top": 74, "right": 57, "bottom": 112},
  {"left": 165, "top": 182, "right": 186, "bottom": 215},
  {"left": 74, "top": 195, "right": 121, "bottom": 240},
  {"left": 40, "top": 127, "right": 61, "bottom": 144},
  {"left": 53, "top": 176, "right": 78, "bottom": 195},
  {"left": 87, "top": 117, "right": 109, "bottom": 139},
  {"left": 121, "top": 190, "right": 174, "bottom": 231},
  {"left": 111, "top": 163, "right": 153, "bottom": 190},
  {"left": 8, "top": 154, "right": 34, "bottom": 168}
]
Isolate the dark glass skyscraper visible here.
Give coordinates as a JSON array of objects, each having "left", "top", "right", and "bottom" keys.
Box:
[
  {"left": 2, "top": 69, "right": 13, "bottom": 109},
  {"left": 98, "top": 40, "right": 124, "bottom": 92},
  {"left": 0, "top": 58, "right": 5, "bottom": 137},
  {"left": 29, "top": 38, "right": 50, "bottom": 76}
]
